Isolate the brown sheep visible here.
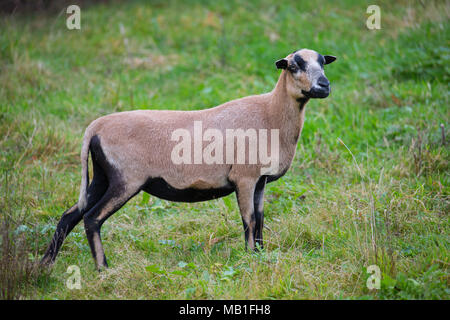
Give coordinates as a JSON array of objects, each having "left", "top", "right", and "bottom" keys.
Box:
[{"left": 41, "top": 49, "right": 336, "bottom": 270}]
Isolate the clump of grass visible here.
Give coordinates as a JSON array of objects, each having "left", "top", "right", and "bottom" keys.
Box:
[
  {"left": 0, "top": 217, "right": 39, "bottom": 299},
  {"left": 409, "top": 127, "right": 449, "bottom": 177},
  {"left": 0, "top": 171, "right": 50, "bottom": 300}
]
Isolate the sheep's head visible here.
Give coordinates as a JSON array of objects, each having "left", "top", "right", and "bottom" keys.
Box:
[{"left": 276, "top": 49, "right": 336, "bottom": 99}]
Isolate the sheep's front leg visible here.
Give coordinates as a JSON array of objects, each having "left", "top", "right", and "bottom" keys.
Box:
[
  {"left": 235, "top": 179, "right": 258, "bottom": 251},
  {"left": 254, "top": 176, "right": 267, "bottom": 250}
]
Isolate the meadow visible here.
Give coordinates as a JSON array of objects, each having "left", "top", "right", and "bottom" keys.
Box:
[{"left": 0, "top": 0, "right": 448, "bottom": 299}]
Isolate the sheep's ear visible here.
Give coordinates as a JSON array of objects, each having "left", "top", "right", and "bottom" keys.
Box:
[
  {"left": 324, "top": 55, "right": 337, "bottom": 65},
  {"left": 275, "top": 58, "right": 288, "bottom": 69}
]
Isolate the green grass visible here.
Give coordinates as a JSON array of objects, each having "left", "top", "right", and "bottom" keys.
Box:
[{"left": 0, "top": 0, "right": 449, "bottom": 299}]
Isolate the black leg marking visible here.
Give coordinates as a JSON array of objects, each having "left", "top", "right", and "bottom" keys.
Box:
[
  {"left": 40, "top": 204, "right": 83, "bottom": 266},
  {"left": 241, "top": 219, "right": 250, "bottom": 250},
  {"left": 40, "top": 156, "right": 109, "bottom": 266},
  {"left": 254, "top": 176, "right": 267, "bottom": 250},
  {"left": 240, "top": 214, "right": 257, "bottom": 251}
]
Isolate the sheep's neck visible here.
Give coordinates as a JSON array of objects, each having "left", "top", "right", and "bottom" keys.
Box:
[{"left": 269, "top": 71, "right": 308, "bottom": 147}]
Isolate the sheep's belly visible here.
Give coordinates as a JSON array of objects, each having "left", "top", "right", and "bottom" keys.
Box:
[{"left": 142, "top": 177, "right": 235, "bottom": 203}]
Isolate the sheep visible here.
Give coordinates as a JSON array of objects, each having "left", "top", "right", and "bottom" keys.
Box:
[{"left": 41, "top": 48, "right": 336, "bottom": 270}]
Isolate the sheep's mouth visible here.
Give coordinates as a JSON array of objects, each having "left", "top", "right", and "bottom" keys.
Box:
[{"left": 302, "top": 86, "right": 330, "bottom": 99}]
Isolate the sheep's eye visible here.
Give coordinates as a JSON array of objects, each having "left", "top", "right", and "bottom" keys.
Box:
[
  {"left": 288, "top": 65, "right": 299, "bottom": 73},
  {"left": 317, "top": 54, "right": 325, "bottom": 67},
  {"left": 293, "top": 54, "right": 307, "bottom": 72}
]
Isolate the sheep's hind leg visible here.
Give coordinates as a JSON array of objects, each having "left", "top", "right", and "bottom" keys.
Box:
[
  {"left": 83, "top": 184, "right": 141, "bottom": 270},
  {"left": 40, "top": 204, "right": 84, "bottom": 266},
  {"left": 41, "top": 163, "right": 108, "bottom": 266}
]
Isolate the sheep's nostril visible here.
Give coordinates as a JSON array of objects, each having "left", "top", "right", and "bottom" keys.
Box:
[{"left": 317, "top": 77, "right": 330, "bottom": 88}]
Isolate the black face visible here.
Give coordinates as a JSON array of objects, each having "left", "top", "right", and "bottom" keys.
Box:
[
  {"left": 301, "top": 54, "right": 331, "bottom": 99},
  {"left": 276, "top": 50, "right": 337, "bottom": 99}
]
